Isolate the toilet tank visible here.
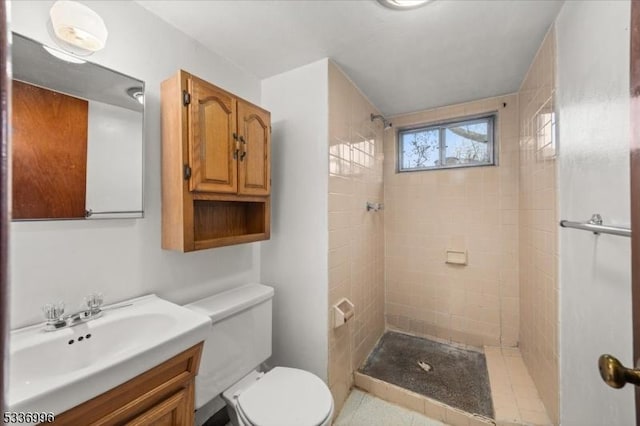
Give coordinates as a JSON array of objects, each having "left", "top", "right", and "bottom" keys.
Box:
[{"left": 185, "top": 283, "right": 274, "bottom": 409}]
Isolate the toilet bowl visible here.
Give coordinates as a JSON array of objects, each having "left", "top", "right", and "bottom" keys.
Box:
[
  {"left": 222, "top": 368, "right": 334, "bottom": 426},
  {"left": 185, "top": 284, "right": 334, "bottom": 426}
]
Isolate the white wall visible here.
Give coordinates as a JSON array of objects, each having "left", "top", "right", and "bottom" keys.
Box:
[
  {"left": 10, "top": 1, "right": 262, "bottom": 328},
  {"left": 556, "top": 2, "right": 634, "bottom": 425},
  {"left": 260, "top": 59, "right": 329, "bottom": 381},
  {"left": 86, "top": 101, "right": 143, "bottom": 218}
]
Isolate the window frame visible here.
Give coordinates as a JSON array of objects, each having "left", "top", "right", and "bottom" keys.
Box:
[{"left": 397, "top": 113, "right": 497, "bottom": 172}]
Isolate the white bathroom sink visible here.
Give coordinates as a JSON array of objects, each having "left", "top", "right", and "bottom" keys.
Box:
[{"left": 8, "top": 294, "right": 211, "bottom": 418}]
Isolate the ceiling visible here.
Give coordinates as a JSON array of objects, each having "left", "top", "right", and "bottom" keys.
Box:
[{"left": 137, "top": 0, "right": 563, "bottom": 116}]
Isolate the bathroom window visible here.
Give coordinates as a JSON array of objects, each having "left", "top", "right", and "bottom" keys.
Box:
[{"left": 398, "top": 114, "right": 496, "bottom": 171}]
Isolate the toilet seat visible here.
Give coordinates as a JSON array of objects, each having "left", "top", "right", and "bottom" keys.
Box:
[{"left": 234, "top": 367, "right": 333, "bottom": 426}]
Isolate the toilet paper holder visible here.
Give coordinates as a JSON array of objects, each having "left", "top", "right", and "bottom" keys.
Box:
[{"left": 333, "top": 298, "right": 355, "bottom": 328}]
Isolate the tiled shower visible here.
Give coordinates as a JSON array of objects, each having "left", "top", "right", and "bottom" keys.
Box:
[
  {"left": 327, "top": 25, "right": 559, "bottom": 425},
  {"left": 384, "top": 93, "right": 520, "bottom": 349}
]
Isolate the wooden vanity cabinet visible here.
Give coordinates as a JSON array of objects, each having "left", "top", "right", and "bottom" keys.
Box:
[
  {"left": 162, "top": 70, "right": 271, "bottom": 252},
  {"left": 51, "top": 343, "right": 203, "bottom": 426}
]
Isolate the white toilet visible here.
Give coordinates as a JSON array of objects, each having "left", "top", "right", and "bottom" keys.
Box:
[{"left": 185, "top": 283, "right": 334, "bottom": 426}]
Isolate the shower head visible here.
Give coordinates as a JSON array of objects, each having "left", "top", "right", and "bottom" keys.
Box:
[{"left": 371, "top": 113, "right": 393, "bottom": 130}]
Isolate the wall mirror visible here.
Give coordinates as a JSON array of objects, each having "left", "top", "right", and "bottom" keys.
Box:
[{"left": 11, "top": 32, "right": 144, "bottom": 221}]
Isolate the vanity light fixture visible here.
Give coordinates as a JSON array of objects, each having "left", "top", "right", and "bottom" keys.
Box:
[
  {"left": 49, "top": 0, "right": 108, "bottom": 56},
  {"left": 377, "top": 0, "right": 432, "bottom": 10},
  {"left": 127, "top": 87, "right": 144, "bottom": 105},
  {"left": 42, "top": 45, "right": 86, "bottom": 64}
]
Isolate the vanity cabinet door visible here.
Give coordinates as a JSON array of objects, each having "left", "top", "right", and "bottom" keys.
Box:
[
  {"left": 188, "top": 77, "right": 238, "bottom": 194},
  {"left": 125, "top": 388, "right": 190, "bottom": 426},
  {"left": 237, "top": 100, "right": 271, "bottom": 196}
]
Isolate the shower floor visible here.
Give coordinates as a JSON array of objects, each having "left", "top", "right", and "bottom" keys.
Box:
[{"left": 359, "top": 331, "right": 494, "bottom": 418}]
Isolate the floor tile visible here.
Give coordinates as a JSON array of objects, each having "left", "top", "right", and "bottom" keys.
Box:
[
  {"left": 337, "top": 389, "right": 366, "bottom": 424},
  {"left": 335, "top": 389, "right": 449, "bottom": 426}
]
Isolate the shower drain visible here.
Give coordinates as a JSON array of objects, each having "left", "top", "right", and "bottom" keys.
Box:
[{"left": 418, "top": 361, "right": 433, "bottom": 372}]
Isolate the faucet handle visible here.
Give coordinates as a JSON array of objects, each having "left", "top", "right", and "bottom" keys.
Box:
[
  {"left": 42, "top": 302, "right": 65, "bottom": 321},
  {"left": 85, "top": 293, "right": 104, "bottom": 311}
]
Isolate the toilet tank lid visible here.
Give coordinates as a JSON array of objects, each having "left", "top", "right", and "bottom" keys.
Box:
[{"left": 185, "top": 284, "right": 274, "bottom": 324}]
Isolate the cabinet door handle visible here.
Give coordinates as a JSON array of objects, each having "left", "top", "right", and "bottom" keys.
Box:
[
  {"left": 239, "top": 136, "right": 247, "bottom": 161},
  {"left": 233, "top": 133, "right": 240, "bottom": 160}
]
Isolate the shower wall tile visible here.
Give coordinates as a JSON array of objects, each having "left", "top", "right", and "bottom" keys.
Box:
[
  {"left": 383, "top": 94, "right": 520, "bottom": 350},
  {"left": 328, "top": 61, "right": 385, "bottom": 415},
  {"left": 517, "top": 27, "right": 559, "bottom": 425}
]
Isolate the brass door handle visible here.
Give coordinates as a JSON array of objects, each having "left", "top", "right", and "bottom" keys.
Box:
[{"left": 598, "top": 354, "right": 640, "bottom": 388}]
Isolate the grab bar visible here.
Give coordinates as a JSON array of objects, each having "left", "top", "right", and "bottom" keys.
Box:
[{"left": 559, "top": 213, "right": 631, "bottom": 237}]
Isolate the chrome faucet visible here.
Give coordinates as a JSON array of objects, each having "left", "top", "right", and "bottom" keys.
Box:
[{"left": 42, "top": 293, "right": 104, "bottom": 331}]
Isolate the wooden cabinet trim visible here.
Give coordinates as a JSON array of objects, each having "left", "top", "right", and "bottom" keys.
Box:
[
  {"left": 191, "top": 192, "right": 268, "bottom": 203},
  {"left": 183, "top": 71, "right": 270, "bottom": 116},
  {"left": 194, "top": 232, "right": 269, "bottom": 250},
  {"left": 124, "top": 388, "right": 188, "bottom": 426},
  {"left": 161, "top": 71, "right": 193, "bottom": 251}
]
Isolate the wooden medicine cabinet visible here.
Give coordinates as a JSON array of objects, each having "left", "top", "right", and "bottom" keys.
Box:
[{"left": 161, "top": 70, "right": 271, "bottom": 251}]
